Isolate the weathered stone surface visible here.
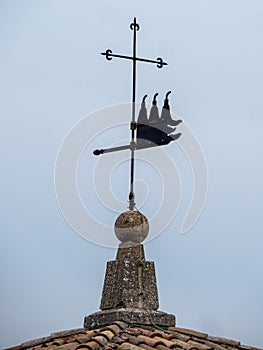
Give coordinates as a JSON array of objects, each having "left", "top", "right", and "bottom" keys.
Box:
[
  {"left": 84, "top": 308, "right": 175, "bottom": 329},
  {"left": 116, "top": 245, "right": 145, "bottom": 260},
  {"left": 100, "top": 245, "right": 158, "bottom": 311},
  {"left": 115, "top": 211, "right": 149, "bottom": 244},
  {"left": 84, "top": 243, "right": 175, "bottom": 328}
]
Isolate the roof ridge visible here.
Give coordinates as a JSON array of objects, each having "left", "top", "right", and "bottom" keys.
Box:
[{"left": 5, "top": 323, "right": 262, "bottom": 350}]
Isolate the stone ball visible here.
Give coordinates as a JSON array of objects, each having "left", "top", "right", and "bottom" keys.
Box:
[{"left": 114, "top": 210, "right": 149, "bottom": 244}]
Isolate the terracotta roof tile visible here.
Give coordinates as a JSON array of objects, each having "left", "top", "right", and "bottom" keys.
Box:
[
  {"left": 118, "top": 342, "right": 140, "bottom": 350},
  {"left": 112, "top": 321, "right": 128, "bottom": 330},
  {"left": 137, "top": 335, "right": 167, "bottom": 348},
  {"left": 206, "top": 336, "right": 240, "bottom": 347},
  {"left": 20, "top": 336, "right": 51, "bottom": 349},
  {"left": 79, "top": 330, "right": 97, "bottom": 339},
  {"left": 156, "top": 335, "right": 192, "bottom": 350},
  {"left": 155, "top": 335, "right": 194, "bottom": 349},
  {"left": 78, "top": 340, "right": 100, "bottom": 350},
  {"left": 140, "top": 344, "right": 157, "bottom": 350},
  {"left": 136, "top": 328, "right": 154, "bottom": 336},
  {"left": 119, "top": 343, "right": 144, "bottom": 350},
  {"left": 167, "top": 333, "right": 191, "bottom": 342},
  {"left": 125, "top": 328, "right": 142, "bottom": 336},
  {"left": 171, "top": 328, "right": 208, "bottom": 340},
  {"left": 93, "top": 334, "right": 109, "bottom": 346},
  {"left": 99, "top": 330, "right": 115, "bottom": 340},
  {"left": 156, "top": 345, "right": 172, "bottom": 350},
  {"left": 77, "top": 336, "right": 96, "bottom": 344},
  {"left": 50, "top": 329, "right": 86, "bottom": 339},
  {"left": 5, "top": 321, "right": 262, "bottom": 350},
  {"left": 49, "top": 342, "right": 80, "bottom": 350},
  {"left": 187, "top": 340, "right": 212, "bottom": 350},
  {"left": 122, "top": 333, "right": 144, "bottom": 346},
  {"left": 99, "top": 325, "right": 122, "bottom": 336},
  {"left": 193, "top": 340, "right": 226, "bottom": 350},
  {"left": 150, "top": 332, "right": 168, "bottom": 339},
  {"left": 75, "top": 345, "right": 91, "bottom": 350},
  {"left": 103, "top": 341, "right": 118, "bottom": 349}
]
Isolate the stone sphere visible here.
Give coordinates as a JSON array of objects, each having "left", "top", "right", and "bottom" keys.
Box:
[{"left": 114, "top": 211, "right": 149, "bottom": 244}]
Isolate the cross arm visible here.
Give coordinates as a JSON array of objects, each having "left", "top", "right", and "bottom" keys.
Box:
[{"left": 101, "top": 49, "right": 168, "bottom": 68}]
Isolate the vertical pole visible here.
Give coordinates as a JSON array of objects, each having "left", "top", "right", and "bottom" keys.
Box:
[{"left": 129, "top": 17, "right": 138, "bottom": 211}]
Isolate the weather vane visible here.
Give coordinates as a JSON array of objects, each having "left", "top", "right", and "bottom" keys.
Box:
[{"left": 93, "top": 18, "right": 182, "bottom": 211}]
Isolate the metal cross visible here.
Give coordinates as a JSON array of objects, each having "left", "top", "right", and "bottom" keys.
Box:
[{"left": 95, "top": 18, "right": 168, "bottom": 211}]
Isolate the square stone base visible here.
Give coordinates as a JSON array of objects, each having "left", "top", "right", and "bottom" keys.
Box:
[{"left": 84, "top": 308, "right": 175, "bottom": 329}]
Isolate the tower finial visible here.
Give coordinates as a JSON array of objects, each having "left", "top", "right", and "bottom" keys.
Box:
[
  {"left": 153, "top": 92, "right": 158, "bottom": 105},
  {"left": 165, "top": 90, "right": 171, "bottom": 99},
  {"left": 142, "top": 94, "right": 147, "bottom": 103}
]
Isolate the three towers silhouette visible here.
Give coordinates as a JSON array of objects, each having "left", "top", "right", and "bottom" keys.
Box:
[{"left": 137, "top": 91, "right": 182, "bottom": 146}]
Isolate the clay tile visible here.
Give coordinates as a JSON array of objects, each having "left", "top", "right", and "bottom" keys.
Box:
[
  {"left": 157, "top": 345, "right": 172, "bottom": 350},
  {"left": 100, "top": 325, "right": 121, "bottom": 336},
  {"left": 54, "top": 342, "right": 80, "bottom": 350},
  {"left": 140, "top": 344, "right": 157, "bottom": 350},
  {"left": 150, "top": 332, "right": 168, "bottom": 339},
  {"left": 137, "top": 328, "right": 153, "bottom": 336},
  {"left": 104, "top": 341, "right": 118, "bottom": 349},
  {"left": 168, "top": 327, "right": 178, "bottom": 333},
  {"left": 92, "top": 335, "right": 108, "bottom": 346},
  {"left": 112, "top": 336, "right": 126, "bottom": 344},
  {"left": 196, "top": 340, "right": 226, "bottom": 350},
  {"left": 50, "top": 329, "right": 85, "bottom": 339},
  {"left": 206, "top": 336, "right": 240, "bottom": 347},
  {"left": 99, "top": 329, "right": 115, "bottom": 340},
  {"left": 112, "top": 321, "right": 128, "bottom": 330},
  {"left": 125, "top": 328, "right": 141, "bottom": 336},
  {"left": 37, "top": 340, "right": 52, "bottom": 348},
  {"left": 174, "top": 328, "right": 208, "bottom": 340},
  {"left": 167, "top": 333, "right": 191, "bottom": 342},
  {"left": 51, "top": 339, "right": 65, "bottom": 346},
  {"left": 76, "top": 335, "right": 94, "bottom": 344},
  {"left": 21, "top": 336, "right": 51, "bottom": 349},
  {"left": 137, "top": 335, "right": 162, "bottom": 347},
  {"left": 124, "top": 334, "right": 143, "bottom": 346},
  {"left": 75, "top": 345, "right": 92, "bottom": 350},
  {"left": 187, "top": 340, "right": 212, "bottom": 350},
  {"left": 76, "top": 340, "right": 100, "bottom": 350},
  {"left": 83, "top": 330, "right": 97, "bottom": 337},
  {"left": 119, "top": 342, "right": 143, "bottom": 350},
  {"left": 156, "top": 336, "right": 192, "bottom": 350}
]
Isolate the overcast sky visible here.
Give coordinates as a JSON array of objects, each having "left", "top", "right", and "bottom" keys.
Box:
[{"left": 1, "top": 0, "right": 263, "bottom": 348}]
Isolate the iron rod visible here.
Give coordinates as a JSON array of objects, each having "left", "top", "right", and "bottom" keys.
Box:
[
  {"left": 93, "top": 142, "right": 168, "bottom": 155},
  {"left": 129, "top": 18, "right": 137, "bottom": 211},
  {"left": 101, "top": 52, "right": 167, "bottom": 66},
  {"left": 99, "top": 18, "right": 168, "bottom": 211}
]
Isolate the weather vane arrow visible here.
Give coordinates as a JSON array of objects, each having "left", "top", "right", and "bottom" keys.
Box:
[{"left": 93, "top": 17, "right": 182, "bottom": 211}]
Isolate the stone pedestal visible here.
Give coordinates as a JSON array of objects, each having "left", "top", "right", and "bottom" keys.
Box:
[
  {"left": 100, "top": 245, "right": 158, "bottom": 310},
  {"left": 84, "top": 244, "right": 175, "bottom": 328},
  {"left": 84, "top": 308, "right": 175, "bottom": 329}
]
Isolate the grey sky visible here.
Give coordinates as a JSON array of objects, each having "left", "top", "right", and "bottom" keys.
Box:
[{"left": 1, "top": 0, "right": 263, "bottom": 348}]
